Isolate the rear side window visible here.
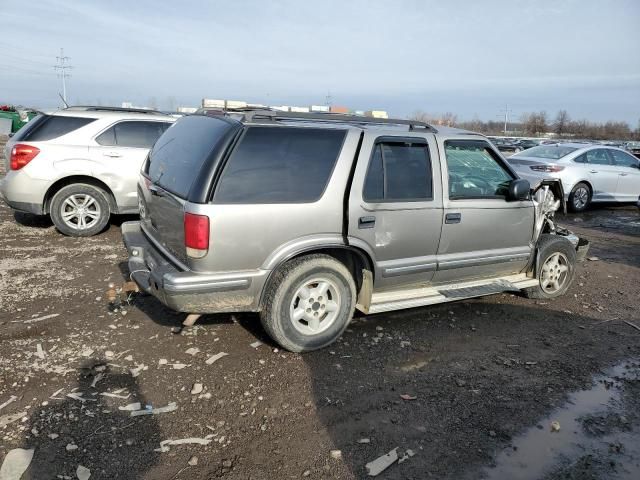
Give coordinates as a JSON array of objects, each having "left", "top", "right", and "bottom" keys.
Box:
[
  {"left": 147, "top": 115, "right": 237, "bottom": 198},
  {"left": 96, "top": 121, "right": 170, "bottom": 148},
  {"left": 214, "top": 127, "right": 346, "bottom": 204},
  {"left": 363, "top": 141, "right": 433, "bottom": 202},
  {"left": 582, "top": 149, "right": 611, "bottom": 165},
  {"left": 19, "top": 116, "right": 96, "bottom": 141}
]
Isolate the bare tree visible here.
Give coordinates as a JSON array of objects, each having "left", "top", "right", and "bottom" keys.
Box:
[
  {"left": 522, "top": 111, "right": 548, "bottom": 136},
  {"left": 553, "top": 110, "right": 570, "bottom": 137}
]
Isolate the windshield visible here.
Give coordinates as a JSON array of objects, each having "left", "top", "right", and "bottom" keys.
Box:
[{"left": 514, "top": 145, "right": 577, "bottom": 160}]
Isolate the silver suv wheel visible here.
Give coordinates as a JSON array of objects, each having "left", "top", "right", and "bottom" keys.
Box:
[
  {"left": 289, "top": 277, "right": 341, "bottom": 335},
  {"left": 540, "top": 252, "right": 569, "bottom": 294},
  {"left": 60, "top": 194, "right": 102, "bottom": 230}
]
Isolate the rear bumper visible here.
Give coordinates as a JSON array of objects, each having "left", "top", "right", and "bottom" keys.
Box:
[
  {"left": 122, "top": 221, "right": 267, "bottom": 313},
  {"left": 0, "top": 174, "right": 45, "bottom": 215}
]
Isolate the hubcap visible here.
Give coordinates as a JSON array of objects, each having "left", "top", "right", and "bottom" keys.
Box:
[
  {"left": 289, "top": 277, "right": 341, "bottom": 335},
  {"left": 540, "top": 252, "right": 569, "bottom": 293},
  {"left": 60, "top": 194, "right": 101, "bottom": 230},
  {"left": 573, "top": 187, "right": 589, "bottom": 209}
]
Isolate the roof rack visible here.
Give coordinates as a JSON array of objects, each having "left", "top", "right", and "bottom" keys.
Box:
[
  {"left": 231, "top": 109, "right": 438, "bottom": 132},
  {"left": 64, "top": 106, "right": 165, "bottom": 115}
]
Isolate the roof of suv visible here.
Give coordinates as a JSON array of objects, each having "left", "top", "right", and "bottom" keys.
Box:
[{"left": 46, "top": 106, "right": 174, "bottom": 121}]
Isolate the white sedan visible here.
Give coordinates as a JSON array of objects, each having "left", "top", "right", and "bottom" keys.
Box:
[{"left": 506, "top": 143, "right": 640, "bottom": 212}]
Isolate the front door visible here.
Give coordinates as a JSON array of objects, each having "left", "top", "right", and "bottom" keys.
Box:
[
  {"left": 348, "top": 132, "right": 443, "bottom": 288},
  {"left": 433, "top": 138, "right": 534, "bottom": 283}
]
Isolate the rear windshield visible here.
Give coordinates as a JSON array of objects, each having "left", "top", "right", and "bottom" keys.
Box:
[
  {"left": 146, "top": 115, "right": 236, "bottom": 198},
  {"left": 513, "top": 145, "right": 577, "bottom": 160},
  {"left": 11, "top": 114, "right": 48, "bottom": 141},
  {"left": 16, "top": 115, "right": 96, "bottom": 141},
  {"left": 213, "top": 126, "right": 346, "bottom": 204}
]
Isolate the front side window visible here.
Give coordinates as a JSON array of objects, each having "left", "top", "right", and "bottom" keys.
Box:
[
  {"left": 445, "top": 140, "right": 513, "bottom": 199},
  {"left": 214, "top": 126, "right": 346, "bottom": 204},
  {"left": 609, "top": 149, "right": 639, "bottom": 168},
  {"left": 363, "top": 141, "right": 433, "bottom": 202},
  {"left": 96, "top": 121, "right": 171, "bottom": 148}
]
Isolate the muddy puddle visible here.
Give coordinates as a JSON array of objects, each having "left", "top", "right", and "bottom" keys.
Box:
[
  {"left": 483, "top": 359, "right": 640, "bottom": 479},
  {"left": 563, "top": 208, "right": 640, "bottom": 236}
]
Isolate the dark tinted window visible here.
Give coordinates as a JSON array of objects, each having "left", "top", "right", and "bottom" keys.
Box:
[
  {"left": 214, "top": 127, "right": 346, "bottom": 203},
  {"left": 609, "top": 149, "right": 638, "bottom": 167},
  {"left": 96, "top": 121, "right": 170, "bottom": 148},
  {"left": 445, "top": 140, "right": 513, "bottom": 199},
  {"left": 20, "top": 116, "right": 95, "bottom": 141},
  {"left": 363, "top": 141, "right": 433, "bottom": 202},
  {"left": 12, "top": 114, "right": 48, "bottom": 141},
  {"left": 147, "top": 116, "right": 236, "bottom": 198}
]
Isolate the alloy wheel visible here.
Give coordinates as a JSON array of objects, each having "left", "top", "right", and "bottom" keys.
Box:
[
  {"left": 540, "top": 252, "right": 569, "bottom": 293},
  {"left": 289, "top": 277, "right": 341, "bottom": 335},
  {"left": 60, "top": 194, "right": 102, "bottom": 230}
]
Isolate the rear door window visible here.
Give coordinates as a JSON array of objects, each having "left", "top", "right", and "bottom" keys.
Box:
[
  {"left": 363, "top": 140, "right": 433, "bottom": 202},
  {"left": 584, "top": 149, "right": 612, "bottom": 165},
  {"left": 96, "top": 121, "right": 170, "bottom": 148},
  {"left": 214, "top": 126, "right": 346, "bottom": 204},
  {"left": 19, "top": 115, "right": 96, "bottom": 141}
]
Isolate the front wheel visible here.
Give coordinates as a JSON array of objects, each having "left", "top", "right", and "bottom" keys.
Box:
[
  {"left": 260, "top": 254, "right": 356, "bottom": 352},
  {"left": 50, "top": 183, "right": 111, "bottom": 237},
  {"left": 524, "top": 234, "right": 576, "bottom": 299}
]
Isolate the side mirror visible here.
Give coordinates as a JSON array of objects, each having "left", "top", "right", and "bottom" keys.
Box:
[{"left": 508, "top": 179, "right": 530, "bottom": 201}]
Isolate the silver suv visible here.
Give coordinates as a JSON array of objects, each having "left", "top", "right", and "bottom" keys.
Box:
[
  {"left": 123, "top": 111, "right": 585, "bottom": 352},
  {"left": 0, "top": 106, "right": 175, "bottom": 236}
]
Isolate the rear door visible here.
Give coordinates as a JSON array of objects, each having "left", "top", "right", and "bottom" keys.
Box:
[
  {"left": 348, "top": 132, "right": 443, "bottom": 288},
  {"left": 579, "top": 148, "right": 619, "bottom": 201},
  {"left": 609, "top": 148, "right": 640, "bottom": 201},
  {"left": 89, "top": 120, "right": 172, "bottom": 210},
  {"left": 434, "top": 138, "right": 534, "bottom": 283},
  {"left": 141, "top": 115, "right": 241, "bottom": 265}
]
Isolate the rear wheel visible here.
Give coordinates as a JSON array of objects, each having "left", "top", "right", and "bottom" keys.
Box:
[
  {"left": 524, "top": 234, "right": 576, "bottom": 299},
  {"left": 569, "top": 182, "right": 591, "bottom": 212},
  {"left": 50, "top": 184, "right": 111, "bottom": 237},
  {"left": 260, "top": 254, "right": 356, "bottom": 352}
]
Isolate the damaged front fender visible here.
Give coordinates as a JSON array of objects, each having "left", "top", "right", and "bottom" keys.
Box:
[{"left": 531, "top": 179, "right": 565, "bottom": 245}]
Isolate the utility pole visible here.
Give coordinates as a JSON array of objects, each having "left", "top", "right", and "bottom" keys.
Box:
[
  {"left": 54, "top": 48, "right": 73, "bottom": 105},
  {"left": 498, "top": 104, "right": 512, "bottom": 135},
  {"left": 325, "top": 90, "right": 332, "bottom": 107}
]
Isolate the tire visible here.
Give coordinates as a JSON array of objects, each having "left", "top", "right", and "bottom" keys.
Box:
[
  {"left": 524, "top": 234, "right": 576, "bottom": 299},
  {"left": 568, "top": 182, "right": 591, "bottom": 212},
  {"left": 50, "top": 183, "right": 111, "bottom": 237},
  {"left": 260, "top": 254, "right": 357, "bottom": 352}
]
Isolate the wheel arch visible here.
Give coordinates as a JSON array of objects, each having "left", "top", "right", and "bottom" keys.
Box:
[
  {"left": 44, "top": 175, "right": 118, "bottom": 215},
  {"left": 258, "top": 245, "right": 375, "bottom": 310}
]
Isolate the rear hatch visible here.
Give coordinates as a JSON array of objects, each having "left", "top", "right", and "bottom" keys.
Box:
[{"left": 140, "top": 115, "right": 241, "bottom": 267}]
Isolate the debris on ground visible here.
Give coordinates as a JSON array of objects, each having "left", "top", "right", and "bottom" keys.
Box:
[
  {"left": 330, "top": 450, "right": 342, "bottom": 460},
  {"left": 398, "top": 449, "right": 416, "bottom": 464},
  {"left": 250, "top": 341, "right": 262, "bottom": 349},
  {"left": 130, "top": 402, "right": 178, "bottom": 417},
  {"left": 205, "top": 352, "right": 228, "bottom": 365},
  {"left": 154, "top": 436, "right": 214, "bottom": 452},
  {"left": 365, "top": 447, "right": 399, "bottom": 476},
  {"left": 21, "top": 313, "right": 60, "bottom": 324},
  {"left": 185, "top": 347, "right": 200, "bottom": 356},
  {"left": 0, "top": 448, "right": 34, "bottom": 480},
  {"left": 172, "top": 363, "right": 189, "bottom": 370},
  {"left": 358, "top": 438, "right": 371, "bottom": 444},
  {"left": 0, "top": 396, "right": 17, "bottom": 412},
  {"left": 188, "top": 456, "right": 198, "bottom": 466},
  {"left": 119, "top": 402, "right": 142, "bottom": 411},
  {"left": 76, "top": 465, "right": 91, "bottom": 480},
  {"left": 191, "top": 383, "right": 203, "bottom": 395},
  {"left": 400, "top": 394, "right": 417, "bottom": 401},
  {"left": 35, "top": 343, "right": 45, "bottom": 360},
  {"left": 623, "top": 320, "right": 640, "bottom": 332},
  {"left": 587, "top": 256, "right": 600, "bottom": 261},
  {"left": 550, "top": 420, "right": 561, "bottom": 432}
]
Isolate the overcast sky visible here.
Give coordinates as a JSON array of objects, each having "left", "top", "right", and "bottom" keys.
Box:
[{"left": 1, "top": 0, "right": 639, "bottom": 123}]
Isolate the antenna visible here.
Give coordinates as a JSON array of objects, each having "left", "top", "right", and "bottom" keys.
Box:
[
  {"left": 58, "top": 92, "right": 69, "bottom": 108},
  {"left": 54, "top": 48, "right": 73, "bottom": 105}
]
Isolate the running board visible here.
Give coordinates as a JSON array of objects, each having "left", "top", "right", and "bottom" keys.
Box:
[{"left": 367, "top": 274, "right": 539, "bottom": 314}]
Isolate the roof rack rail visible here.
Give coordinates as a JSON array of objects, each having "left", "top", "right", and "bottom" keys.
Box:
[
  {"left": 235, "top": 109, "right": 438, "bottom": 132},
  {"left": 64, "top": 105, "right": 165, "bottom": 115}
]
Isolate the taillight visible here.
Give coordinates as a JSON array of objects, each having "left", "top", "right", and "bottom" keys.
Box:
[
  {"left": 530, "top": 164, "right": 565, "bottom": 173},
  {"left": 10, "top": 144, "right": 40, "bottom": 170},
  {"left": 184, "top": 212, "right": 210, "bottom": 258}
]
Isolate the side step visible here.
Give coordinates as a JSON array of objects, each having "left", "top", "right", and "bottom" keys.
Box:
[{"left": 367, "top": 274, "right": 538, "bottom": 314}]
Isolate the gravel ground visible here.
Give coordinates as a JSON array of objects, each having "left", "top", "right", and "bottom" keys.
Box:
[{"left": 0, "top": 192, "right": 639, "bottom": 479}]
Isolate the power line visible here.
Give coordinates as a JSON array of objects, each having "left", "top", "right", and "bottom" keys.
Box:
[{"left": 53, "top": 48, "right": 73, "bottom": 104}]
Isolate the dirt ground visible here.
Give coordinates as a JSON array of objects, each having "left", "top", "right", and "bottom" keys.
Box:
[{"left": 1, "top": 192, "right": 639, "bottom": 479}]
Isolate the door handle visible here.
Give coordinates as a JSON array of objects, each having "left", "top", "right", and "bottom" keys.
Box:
[
  {"left": 358, "top": 216, "right": 376, "bottom": 229},
  {"left": 620, "top": 172, "right": 628, "bottom": 176},
  {"left": 589, "top": 170, "right": 598, "bottom": 173},
  {"left": 104, "top": 151, "right": 122, "bottom": 158},
  {"left": 445, "top": 213, "right": 462, "bottom": 224}
]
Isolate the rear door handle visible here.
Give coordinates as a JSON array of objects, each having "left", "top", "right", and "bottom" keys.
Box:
[
  {"left": 358, "top": 216, "right": 376, "bottom": 229},
  {"left": 620, "top": 172, "right": 628, "bottom": 176},
  {"left": 589, "top": 170, "right": 598, "bottom": 173},
  {"left": 445, "top": 213, "right": 462, "bottom": 224},
  {"left": 104, "top": 151, "right": 122, "bottom": 158}
]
